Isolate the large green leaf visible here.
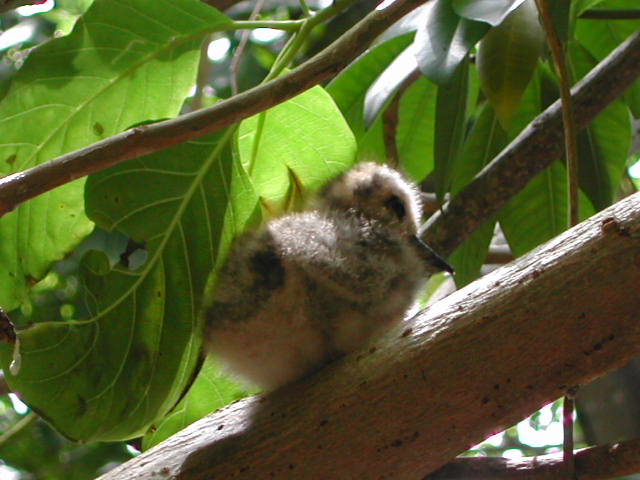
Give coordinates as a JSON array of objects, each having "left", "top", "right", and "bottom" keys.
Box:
[
  {"left": 575, "top": 0, "right": 640, "bottom": 116},
  {"left": 414, "top": 0, "right": 490, "bottom": 85},
  {"left": 238, "top": 86, "right": 356, "bottom": 213},
  {"left": 500, "top": 161, "right": 595, "bottom": 257},
  {"left": 395, "top": 76, "right": 438, "bottom": 181},
  {"left": 453, "top": 0, "right": 524, "bottom": 26},
  {"left": 363, "top": 45, "right": 418, "bottom": 128},
  {"left": 570, "top": 41, "right": 631, "bottom": 210},
  {"left": 448, "top": 104, "right": 507, "bottom": 286},
  {"left": 499, "top": 67, "right": 595, "bottom": 256},
  {"left": 476, "top": 0, "right": 545, "bottom": 128},
  {"left": 0, "top": 131, "right": 261, "bottom": 442},
  {"left": 142, "top": 356, "right": 251, "bottom": 450},
  {"left": 327, "top": 34, "right": 413, "bottom": 139},
  {"left": 571, "top": 0, "right": 610, "bottom": 16},
  {"left": 0, "top": 0, "right": 231, "bottom": 311},
  {"left": 356, "top": 75, "right": 437, "bottom": 182},
  {"left": 434, "top": 59, "right": 469, "bottom": 202}
]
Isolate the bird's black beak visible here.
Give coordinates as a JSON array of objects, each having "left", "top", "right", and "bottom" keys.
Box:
[{"left": 411, "top": 236, "right": 454, "bottom": 274}]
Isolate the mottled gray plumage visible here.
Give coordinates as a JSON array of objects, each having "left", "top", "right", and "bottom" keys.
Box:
[{"left": 204, "top": 162, "right": 452, "bottom": 390}]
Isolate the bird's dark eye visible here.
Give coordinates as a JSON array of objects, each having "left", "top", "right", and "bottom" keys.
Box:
[{"left": 385, "top": 195, "right": 406, "bottom": 220}]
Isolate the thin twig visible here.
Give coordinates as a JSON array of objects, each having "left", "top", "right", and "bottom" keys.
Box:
[
  {"left": 382, "top": 68, "right": 421, "bottom": 169},
  {"left": 534, "top": 4, "right": 580, "bottom": 477},
  {"left": 230, "top": 0, "right": 267, "bottom": 95},
  {"left": 191, "top": 35, "right": 213, "bottom": 111},
  {"left": 563, "top": 389, "right": 578, "bottom": 480},
  {"left": 535, "top": 0, "right": 579, "bottom": 226},
  {"left": 0, "top": 371, "right": 11, "bottom": 395},
  {"left": 0, "top": 412, "right": 36, "bottom": 446},
  {"left": 580, "top": 9, "right": 640, "bottom": 19},
  {"left": 427, "top": 439, "right": 640, "bottom": 480}
]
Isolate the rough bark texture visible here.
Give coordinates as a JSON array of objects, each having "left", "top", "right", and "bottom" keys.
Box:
[
  {"left": 100, "top": 192, "right": 640, "bottom": 479},
  {"left": 422, "top": 30, "right": 640, "bottom": 256}
]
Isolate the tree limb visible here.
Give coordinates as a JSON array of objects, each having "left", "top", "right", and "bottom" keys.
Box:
[
  {"left": 0, "top": 0, "right": 431, "bottom": 216},
  {"left": 427, "top": 439, "right": 640, "bottom": 480},
  {"left": 98, "top": 191, "right": 640, "bottom": 480},
  {"left": 422, "top": 30, "right": 640, "bottom": 256}
]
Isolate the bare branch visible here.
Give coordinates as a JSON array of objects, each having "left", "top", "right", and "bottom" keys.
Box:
[
  {"left": 0, "top": 372, "right": 11, "bottom": 395},
  {"left": 580, "top": 9, "right": 640, "bottom": 19},
  {"left": 422, "top": 30, "right": 640, "bottom": 257},
  {"left": 0, "top": 0, "right": 431, "bottom": 216},
  {"left": 0, "top": 0, "right": 43, "bottom": 13},
  {"left": 427, "top": 439, "right": 640, "bottom": 480},
  {"left": 200, "top": 0, "right": 244, "bottom": 11},
  {"left": 98, "top": 192, "right": 640, "bottom": 480}
]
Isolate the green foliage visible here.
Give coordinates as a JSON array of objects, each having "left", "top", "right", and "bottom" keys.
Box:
[
  {"left": 238, "top": 85, "right": 356, "bottom": 213},
  {"left": 0, "top": 0, "right": 637, "bottom": 476},
  {"left": 0, "top": 401, "right": 132, "bottom": 480},
  {"left": 0, "top": 0, "right": 231, "bottom": 311},
  {"left": 142, "top": 356, "right": 253, "bottom": 449},
  {"left": 414, "top": 0, "right": 490, "bottom": 85},
  {"left": 476, "top": 0, "right": 545, "bottom": 128}
]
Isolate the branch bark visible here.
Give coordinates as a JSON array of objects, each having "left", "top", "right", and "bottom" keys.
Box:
[
  {"left": 0, "top": 0, "right": 431, "bottom": 216},
  {"left": 99, "top": 192, "right": 640, "bottom": 479},
  {"left": 427, "top": 439, "right": 640, "bottom": 480},
  {"left": 422, "top": 30, "right": 640, "bottom": 256}
]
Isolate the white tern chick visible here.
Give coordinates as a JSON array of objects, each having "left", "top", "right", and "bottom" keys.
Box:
[{"left": 204, "top": 162, "right": 452, "bottom": 390}]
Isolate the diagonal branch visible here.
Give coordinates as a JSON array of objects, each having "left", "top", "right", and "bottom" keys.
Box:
[
  {"left": 426, "top": 439, "right": 640, "bottom": 480},
  {"left": 97, "top": 191, "right": 640, "bottom": 480},
  {"left": 0, "top": 0, "right": 431, "bottom": 216},
  {"left": 422, "top": 30, "right": 640, "bottom": 256}
]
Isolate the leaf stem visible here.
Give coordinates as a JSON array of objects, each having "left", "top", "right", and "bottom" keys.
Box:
[
  {"left": 535, "top": 0, "right": 579, "bottom": 226},
  {"left": 267, "top": 0, "right": 361, "bottom": 79},
  {"left": 299, "top": 0, "right": 311, "bottom": 17},
  {"left": 0, "top": 412, "right": 36, "bottom": 446},
  {"left": 580, "top": 9, "right": 640, "bottom": 19}
]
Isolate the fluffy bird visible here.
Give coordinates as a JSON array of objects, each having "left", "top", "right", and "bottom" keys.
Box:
[{"left": 204, "top": 162, "right": 452, "bottom": 390}]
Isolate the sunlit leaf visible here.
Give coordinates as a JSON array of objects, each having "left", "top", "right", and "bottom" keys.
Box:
[
  {"left": 238, "top": 86, "right": 356, "bottom": 214},
  {"left": 0, "top": 0, "right": 231, "bottom": 311},
  {"left": 142, "top": 356, "right": 252, "bottom": 450},
  {"left": 0, "top": 131, "right": 261, "bottom": 442}
]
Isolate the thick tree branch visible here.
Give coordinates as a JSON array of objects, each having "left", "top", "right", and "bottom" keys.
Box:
[
  {"left": 427, "top": 439, "right": 640, "bottom": 480},
  {"left": 0, "top": 0, "right": 430, "bottom": 216},
  {"left": 99, "top": 192, "right": 640, "bottom": 479},
  {"left": 422, "top": 30, "right": 640, "bottom": 256}
]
